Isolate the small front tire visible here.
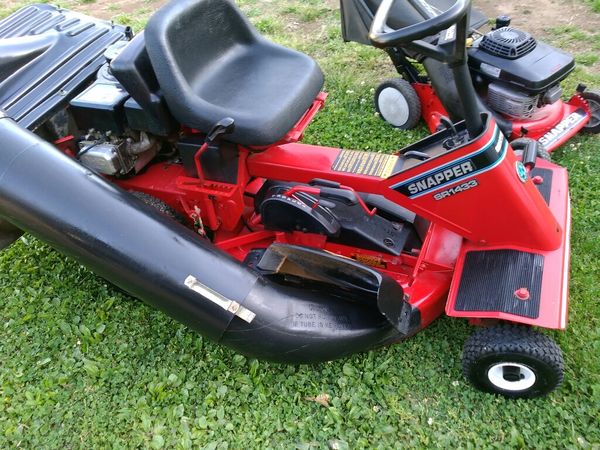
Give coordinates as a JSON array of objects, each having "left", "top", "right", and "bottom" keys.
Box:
[
  {"left": 374, "top": 78, "right": 421, "bottom": 130},
  {"left": 462, "top": 325, "right": 564, "bottom": 399}
]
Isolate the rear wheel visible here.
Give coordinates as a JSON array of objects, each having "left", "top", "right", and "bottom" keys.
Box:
[
  {"left": 581, "top": 89, "right": 600, "bottom": 134},
  {"left": 374, "top": 78, "right": 421, "bottom": 130},
  {"left": 462, "top": 325, "right": 564, "bottom": 398}
]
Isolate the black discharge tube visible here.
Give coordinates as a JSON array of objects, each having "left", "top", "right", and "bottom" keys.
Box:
[{"left": 0, "top": 116, "right": 403, "bottom": 363}]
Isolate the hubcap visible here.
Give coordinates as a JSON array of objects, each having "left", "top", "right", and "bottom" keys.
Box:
[
  {"left": 378, "top": 87, "right": 410, "bottom": 127},
  {"left": 487, "top": 362, "right": 536, "bottom": 391}
]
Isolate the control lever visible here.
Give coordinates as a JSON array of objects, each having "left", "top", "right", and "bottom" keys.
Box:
[
  {"left": 439, "top": 116, "right": 467, "bottom": 150},
  {"left": 194, "top": 117, "right": 235, "bottom": 181},
  {"left": 403, "top": 151, "right": 430, "bottom": 161},
  {"left": 205, "top": 117, "right": 235, "bottom": 144},
  {"left": 520, "top": 140, "right": 540, "bottom": 171},
  {"left": 440, "top": 116, "right": 458, "bottom": 135},
  {"left": 286, "top": 180, "right": 377, "bottom": 217}
]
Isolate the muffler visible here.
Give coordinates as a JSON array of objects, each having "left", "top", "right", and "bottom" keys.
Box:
[{"left": 0, "top": 115, "right": 408, "bottom": 363}]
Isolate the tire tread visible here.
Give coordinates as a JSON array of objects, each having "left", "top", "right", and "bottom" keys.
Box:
[{"left": 462, "top": 325, "right": 564, "bottom": 398}]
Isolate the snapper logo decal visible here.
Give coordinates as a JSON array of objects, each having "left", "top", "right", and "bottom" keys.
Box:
[
  {"left": 393, "top": 129, "right": 507, "bottom": 199},
  {"left": 538, "top": 109, "right": 588, "bottom": 147}
]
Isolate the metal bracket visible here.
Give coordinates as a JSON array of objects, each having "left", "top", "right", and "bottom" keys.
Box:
[{"left": 184, "top": 275, "right": 256, "bottom": 323}]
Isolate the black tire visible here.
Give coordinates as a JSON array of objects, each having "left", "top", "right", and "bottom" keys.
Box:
[
  {"left": 462, "top": 325, "right": 564, "bottom": 399},
  {"left": 374, "top": 78, "right": 421, "bottom": 130},
  {"left": 510, "top": 137, "right": 552, "bottom": 162},
  {"left": 581, "top": 89, "right": 600, "bottom": 134}
]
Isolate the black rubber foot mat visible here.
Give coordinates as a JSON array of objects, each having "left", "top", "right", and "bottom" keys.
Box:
[
  {"left": 531, "top": 168, "right": 553, "bottom": 205},
  {"left": 455, "top": 250, "right": 544, "bottom": 318}
]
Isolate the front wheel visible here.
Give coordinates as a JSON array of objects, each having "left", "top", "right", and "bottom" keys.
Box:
[
  {"left": 462, "top": 325, "right": 564, "bottom": 398},
  {"left": 581, "top": 89, "right": 600, "bottom": 134},
  {"left": 374, "top": 78, "right": 421, "bottom": 130}
]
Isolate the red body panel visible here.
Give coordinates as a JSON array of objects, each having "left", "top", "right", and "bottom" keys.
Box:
[
  {"left": 446, "top": 159, "right": 571, "bottom": 329},
  {"left": 510, "top": 95, "right": 590, "bottom": 152},
  {"left": 249, "top": 121, "right": 562, "bottom": 250},
  {"left": 111, "top": 93, "right": 571, "bottom": 332}
]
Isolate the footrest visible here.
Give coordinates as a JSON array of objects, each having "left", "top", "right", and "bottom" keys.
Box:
[
  {"left": 446, "top": 160, "right": 571, "bottom": 329},
  {"left": 453, "top": 250, "right": 544, "bottom": 319}
]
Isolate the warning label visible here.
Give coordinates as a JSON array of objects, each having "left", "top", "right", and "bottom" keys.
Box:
[{"left": 331, "top": 150, "right": 398, "bottom": 178}]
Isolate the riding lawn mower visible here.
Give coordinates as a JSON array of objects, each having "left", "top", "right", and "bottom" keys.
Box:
[
  {"left": 0, "top": 0, "right": 572, "bottom": 398},
  {"left": 341, "top": 0, "right": 600, "bottom": 152}
]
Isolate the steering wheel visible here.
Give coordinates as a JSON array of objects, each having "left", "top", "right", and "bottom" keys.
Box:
[
  {"left": 369, "top": 0, "right": 484, "bottom": 137},
  {"left": 369, "top": 0, "right": 471, "bottom": 50}
]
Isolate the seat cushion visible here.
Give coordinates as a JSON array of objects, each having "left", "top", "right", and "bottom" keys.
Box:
[{"left": 145, "top": 0, "right": 324, "bottom": 146}]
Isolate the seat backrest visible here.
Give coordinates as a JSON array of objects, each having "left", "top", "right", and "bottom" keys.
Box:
[
  {"left": 111, "top": 32, "right": 178, "bottom": 136},
  {"left": 146, "top": 0, "right": 258, "bottom": 93}
]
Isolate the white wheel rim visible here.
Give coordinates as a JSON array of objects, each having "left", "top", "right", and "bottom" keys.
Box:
[
  {"left": 487, "top": 362, "right": 536, "bottom": 391},
  {"left": 378, "top": 87, "right": 410, "bottom": 127}
]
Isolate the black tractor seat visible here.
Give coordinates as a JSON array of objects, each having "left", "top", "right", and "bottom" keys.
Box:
[{"left": 145, "top": 0, "right": 324, "bottom": 147}]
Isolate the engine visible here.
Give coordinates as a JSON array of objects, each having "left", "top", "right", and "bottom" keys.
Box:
[
  {"left": 467, "top": 25, "right": 575, "bottom": 119},
  {"left": 67, "top": 41, "right": 172, "bottom": 176}
]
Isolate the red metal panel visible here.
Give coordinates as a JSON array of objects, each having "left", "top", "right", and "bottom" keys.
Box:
[
  {"left": 445, "top": 159, "right": 571, "bottom": 329},
  {"left": 249, "top": 119, "right": 562, "bottom": 250}
]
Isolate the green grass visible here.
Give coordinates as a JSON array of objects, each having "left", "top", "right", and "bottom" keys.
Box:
[{"left": 1, "top": 0, "right": 600, "bottom": 448}]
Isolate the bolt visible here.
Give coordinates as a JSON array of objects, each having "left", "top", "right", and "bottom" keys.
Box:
[
  {"left": 514, "top": 288, "right": 530, "bottom": 301},
  {"left": 384, "top": 238, "right": 395, "bottom": 247}
]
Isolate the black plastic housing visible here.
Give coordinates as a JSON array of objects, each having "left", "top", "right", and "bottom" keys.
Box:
[
  {"left": 468, "top": 40, "right": 575, "bottom": 94},
  {"left": 177, "top": 136, "right": 239, "bottom": 183},
  {"left": 0, "top": 4, "right": 128, "bottom": 129},
  {"left": 70, "top": 82, "right": 129, "bottom": 133},
  {"left": 124, "top": 97, "right": 177, "bottom": 136},
  {"left": 111, "top": 32, "right": 179, "bottom": 137}
]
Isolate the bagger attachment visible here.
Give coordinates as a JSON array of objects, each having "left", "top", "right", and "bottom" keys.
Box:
[{"left": 0, "top": 115, "right": 414, "bottom": 362}]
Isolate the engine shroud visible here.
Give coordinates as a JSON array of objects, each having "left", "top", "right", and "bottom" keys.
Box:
[{"left": 467, "top": 28, "right": 575, "bottom": 94}]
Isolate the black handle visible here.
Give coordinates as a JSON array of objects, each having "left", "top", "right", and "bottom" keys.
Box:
[
  {"left": 521, "top": 141, "right": 540, "bottom": 170},
  {"left": 205, "top": 117, "right": 235, "bottom": 144},
  {"left": 368, "top": 0, "right": 470, "bottom": 49}
]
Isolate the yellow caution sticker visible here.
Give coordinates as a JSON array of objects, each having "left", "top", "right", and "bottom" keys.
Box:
[{"left": 331, "top": 150, "right": 398, "bottom": 179}]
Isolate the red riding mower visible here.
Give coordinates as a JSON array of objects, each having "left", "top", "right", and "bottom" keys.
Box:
[
  {"left": 0, "top": 0, "right": 571, "bottom": 398},
  {"left": 341, "top": 0, "right": 600, "bottom": 152}
]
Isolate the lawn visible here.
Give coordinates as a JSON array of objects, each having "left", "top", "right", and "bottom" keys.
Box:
[{"left": 1, "top": 0, "right": 599, "bottom": 448}]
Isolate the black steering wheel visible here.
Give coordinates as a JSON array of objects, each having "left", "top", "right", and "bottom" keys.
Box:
[
  {"left": 369, "top": 0, "right": 470, "bottom": 54},
  {"left": 369, "top": 0, "right": 484, "bottom": 137}
]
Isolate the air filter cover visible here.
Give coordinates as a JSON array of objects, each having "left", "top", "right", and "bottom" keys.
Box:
[{"left": 480, "top": 27, "right": 537, "bottom": 59}]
